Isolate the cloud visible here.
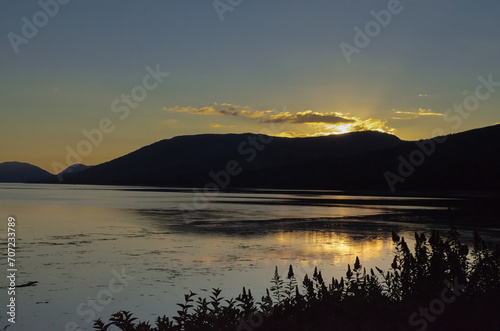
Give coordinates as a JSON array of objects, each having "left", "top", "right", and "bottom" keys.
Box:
[
  {"left": 264, "top": 110, "right": 355, "bottom": 124},
  {"left": 272, "top": 118, "right": 395, "bottom": 137},
  {"left": 308, "top": 118, "right": 395, "bottom": 135},
  {"left": 164, "top": 103, "right": 273, "bottom": 120},
  {"left": 165, "top": 103, "right": 355, "bottom": 125},
  {"left": 392, "top": 108, "right": 443, "bottom": 120},
  {"left": 392, "top": 115, "right": 419, "bottom": 120},
  {"left": 165, "top": 102, "right": 395, "bottom": 136},
  {"left": 209, "top": 123, "right": 236, "bottom": 128}
]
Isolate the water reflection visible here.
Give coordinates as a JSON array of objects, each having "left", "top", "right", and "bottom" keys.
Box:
[
  {"left": 275, "top": 230, "right": 390, "bottom": 263},
  {"left": 1, "top": 184, "right": 499, "bottom": 330}
]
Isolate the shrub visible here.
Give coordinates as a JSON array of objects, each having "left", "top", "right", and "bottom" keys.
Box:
[{"left": 95, "top": 228, "right": 500, "bottom": 330}]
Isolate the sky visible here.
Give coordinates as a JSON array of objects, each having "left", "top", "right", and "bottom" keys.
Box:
[{"left": 1, "top": 0, "right": 499, "bottom": 173}]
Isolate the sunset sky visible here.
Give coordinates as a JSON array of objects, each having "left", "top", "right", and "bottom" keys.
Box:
[{"left": 1, "top": 0, "right": 499, "bottom": 173}]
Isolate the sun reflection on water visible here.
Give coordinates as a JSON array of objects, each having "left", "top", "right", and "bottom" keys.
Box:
[{"left": 274, "top": 230, "right": 393, "bottom": 268}]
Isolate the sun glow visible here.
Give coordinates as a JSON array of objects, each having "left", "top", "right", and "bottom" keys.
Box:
[
  {"left": 275, "top": 118, "right": 396, "bottom": 138},
  {"left": 328, "top": 123, "right": 353, "bottom": 135},
  {"left": 295, "top": 112, "right": 397, "bottom": 136}
]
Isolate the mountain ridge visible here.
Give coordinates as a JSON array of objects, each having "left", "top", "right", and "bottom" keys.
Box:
[
  {"left": 2, "top": 125, "right": 499, "bottom": 193},
  {"left": 61, "top": 130, "right": 403, "bottom": 187}
]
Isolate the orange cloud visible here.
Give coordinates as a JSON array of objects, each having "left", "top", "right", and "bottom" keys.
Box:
[
  {"left": 264, "top": 110, "right": 355, "bottom": 125},
  {"left": 164, "top": 103, "right": 273, "bottom": 119},
  {"left": 392, "top": 108, "right": 443, "bottom": 120},
  {"left": 165, "top": 102, "right": 395, "bottom": 137}
]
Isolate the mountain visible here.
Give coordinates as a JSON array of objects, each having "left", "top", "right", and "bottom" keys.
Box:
[
  {"left": 233, "top": 124, "right": 500, "bottom": 192},
  {"left": 0, "top": 163, "right": 92, "bottom": 184},
  {"left": 0, "top": 161, "right": 55, "bottom": 183},
  {"left": 4, "top": 125, "right": 499, "bottom": 192},
  {"left": 55, "top": 163, "right": 92, "bottom": 182},
  {"left": 62, "top": 131, "right": 403, "bottom": 187},
  {"left": 58, "top": 164, "right": 91, "bottom": 176},
  {"left": 63, "top": 125, "right": 500, "bottom": 192}
]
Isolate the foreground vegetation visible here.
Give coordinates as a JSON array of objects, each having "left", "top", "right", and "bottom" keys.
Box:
[{"left": 94, "top": 228, "right": 500, "bottom": 330}]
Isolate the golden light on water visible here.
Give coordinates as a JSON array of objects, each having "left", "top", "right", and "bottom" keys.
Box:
[
  {"left": 164, "top": 230, "right": 394, "bottom": 271},
  {"left": 274, "top": 230, "right": 392, "bottom": 266}
]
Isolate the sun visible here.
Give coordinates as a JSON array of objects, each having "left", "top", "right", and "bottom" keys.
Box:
[{"left": 329, "top": 123, "right": 353, "bottom": 135}]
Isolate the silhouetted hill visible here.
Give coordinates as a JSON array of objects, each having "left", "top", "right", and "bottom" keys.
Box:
[
  {"left": 63, "top": 131, "right": 403, "bottom": 187},
  {"left": 18, "top": 124, "right": 500, "bottom": 193},
  {"left": 58, "top": 164, "right": 91, "bottom": 176},
  {"left": 53, "top": 163, "right": 92, "bottom": 182},
  {"left": 0, "top": 162, "right": 55, "bottom": 183},
  {"left": 231, "top": 125, "right": 500, "bottom": 192}
]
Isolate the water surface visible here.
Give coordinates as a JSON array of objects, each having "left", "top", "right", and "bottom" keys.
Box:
[{"left": 0, "top": 184, "right": 498, "bottom": 330}]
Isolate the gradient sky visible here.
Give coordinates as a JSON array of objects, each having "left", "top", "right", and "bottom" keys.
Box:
[{"left": 1, "top": 0, "right": 499, "bottom": 173}]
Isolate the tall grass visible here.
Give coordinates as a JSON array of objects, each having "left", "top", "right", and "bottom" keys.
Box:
[{"left": 94, "top": 228, "right": 500, "bottom": 330}]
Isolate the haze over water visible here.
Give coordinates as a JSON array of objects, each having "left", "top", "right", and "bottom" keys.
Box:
[{"left": 1, "top": 183, "right": 499, "bottom": 330}]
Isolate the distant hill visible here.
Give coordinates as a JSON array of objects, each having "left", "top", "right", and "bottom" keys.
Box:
[
  {"left": 55, "top": 163, "right": 92, "bottom": 182},
  {"left": 58, "top": 163, "right": 91, "bottom": 176},
  {"left": 0, "top": 163, "right": 92, "bottom": 184},
  {"left": 0, "top": 162, "right": 55, "bottom": 183}
]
